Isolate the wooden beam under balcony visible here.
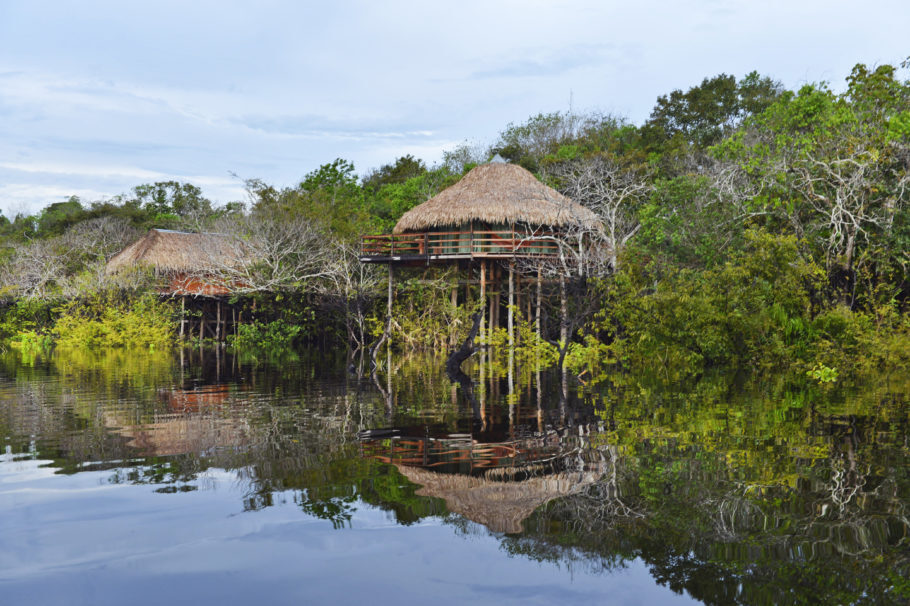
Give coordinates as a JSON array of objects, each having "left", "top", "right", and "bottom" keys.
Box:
[{"left": 359, "top": 230, "right": 561, "bottom": 264}]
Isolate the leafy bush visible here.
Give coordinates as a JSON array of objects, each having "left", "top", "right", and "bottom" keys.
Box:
[
  {"left": 480, "top": 307, "right": 558, "bottom": 370},
  {"left": 229, "top": 319, "right": 302, "bottom": 349},
  {"left": 0, "top": 299, "right": 59, "bottom": 343},
  {"left": 53, "top": 292, "right": 175, "bottom": 350}
]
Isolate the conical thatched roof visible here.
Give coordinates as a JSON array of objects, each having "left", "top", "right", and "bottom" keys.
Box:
[
  {"left": 106, "top": 229, "right": 238, "bottom": 274},
  {"left": 392, "top": 162, "right": 601, "bottom": 234}
]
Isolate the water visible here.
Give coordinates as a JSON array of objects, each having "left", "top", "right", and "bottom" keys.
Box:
[{"left": 1, "top": 348, "right": 908, "bottom": 605}]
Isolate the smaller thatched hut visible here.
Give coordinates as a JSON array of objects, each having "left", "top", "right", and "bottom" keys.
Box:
[{"left": 107, "top": 229, "right": 239, "bottom": 296}]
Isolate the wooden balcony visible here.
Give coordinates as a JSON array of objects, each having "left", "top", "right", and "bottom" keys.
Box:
[{"left": 359, "top": 230, "right": 561, "bottom": 264}]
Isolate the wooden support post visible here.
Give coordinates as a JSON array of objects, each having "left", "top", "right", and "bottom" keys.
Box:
[
  {"left": 199, "top": 306, "right": 204, "bottom": 342},
  {"left": 479, "top": 347, "right": 487, "bottom": 431},
  {"left": 216, "top": 299, "right": 222, "bottom": 343},
  {"left": 560, "top": 274, "right": 568, "bottom": 346},
  {"left": 515, "top": 272, "right": 521, "bottom": 346},
  {"left": 525, "top": 275, "right": 531, "bottom": 331},
  {"left": 508, "top": 261, "right": 515, "bottom": 436},
  {"left": 384, "top": 263, "right": 394, "bottom": 356},
  {"left": 492, "top": 264, "right": 500, "bottom": 332},
  {"left": 536, "top": 263, "right": 543, "bottom": 431},
  {"left": 536, "top": 265, "right": 542, "bottom": 339},
  {"left": 508, "top": 262, "right": 515, "bottom": 358},
  {"left": 179, "top": 297, "right": 185, "bottom": 340},
  {"left": 387, "top": 264, "right": 393, "bottom": 334},
  {"left": 479, "top": 261, "right": 486, "bottom": 345}
]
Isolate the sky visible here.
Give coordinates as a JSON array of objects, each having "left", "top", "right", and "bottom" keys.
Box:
[{"left": 0, "top": 0, "right": 907, "bottom": 217}]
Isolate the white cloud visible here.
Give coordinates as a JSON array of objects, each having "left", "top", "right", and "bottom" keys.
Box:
[{"left": 0, "top": 0, "right": 907, "bottom": 218}]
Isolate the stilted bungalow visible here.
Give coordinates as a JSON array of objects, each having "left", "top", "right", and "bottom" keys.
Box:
[
  {"left": 106, "top": 228, "right": 245, "bottom": 341},
  {"left": 360, "top": 158, "right": 602, "bottom": 345}
]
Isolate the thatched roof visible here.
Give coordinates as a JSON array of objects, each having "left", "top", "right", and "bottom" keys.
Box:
[
  {"left": 106, "top": 229, "right": 238, "bottom": 274},
  {"left": 393, "top": 162, "right": 601, "bottom": 234}
]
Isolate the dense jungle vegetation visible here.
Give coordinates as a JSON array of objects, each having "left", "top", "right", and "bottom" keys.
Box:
[{"left": 1, "top": 61, "right": 908, "bottom": 384}]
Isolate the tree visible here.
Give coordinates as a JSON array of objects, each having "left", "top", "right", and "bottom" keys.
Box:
[
  {"left": 492, "top": 111, "right": 625, "bottom": 172},
  {"left": 717, "top": 63, "right": 910, "bottom": 301},
  {"left": 204, "top": 210, "right": 337, "bottom": 293},
  {"left": 361, "top": 155, "right": 427, "bottom": 192},
  {"left": 642, "top": 72, "right": 783, "bottom": 150},
  {"left": 36, "top": 197, "right": 86, "bottom": 236},
  {"left": 131, "top": 181, "right": 214, "bottom": 227},
  {"left": 250, "top": 160, "right": 368, "bottom": 239},
  {"left": 544, "top": 153, "right": 652, "bottom": 271}
]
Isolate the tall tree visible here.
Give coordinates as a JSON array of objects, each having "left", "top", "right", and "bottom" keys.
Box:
[
  {"left": 717, "top": 63, "right": 910, "bottom": 302},
  {"left": 643, "top": 72, "right": 783, "bottom": 150}
]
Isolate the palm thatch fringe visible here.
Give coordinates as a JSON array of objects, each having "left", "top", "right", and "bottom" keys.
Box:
[
  {"left": 106, "top": 229, "right": 240, "bottom": 275},
  {"left": 393, "top": 163, "right": 601, "bottom": 234}
]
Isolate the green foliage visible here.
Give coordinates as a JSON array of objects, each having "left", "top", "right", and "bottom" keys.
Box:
[
  {"left": 0, "top": 299, "right": 59, "bottom": 343},
  {"left": 8, "top": 330, "right": 53, "bottom": 365},
  {"left": 0, "top": 59, "right": 906, "bottom": 388},
  {"left": 363, "top": 168, "right": 456, "bottom": 233},
  {"left": 131, "top": 181, "right": 213, "bottom": 225},
  {"left": 37, "top": 197, "right": 87, "bottom": 236},
  {"left": 362, "top": 155, "right": 427, "bottom": 191},
  {"left": 385, "top": 270, "right": 478, "bottom": 352},
  {"left": 599, "top": 230, "right": 819, "bottom": 375},
  {"left": 716, "top": 64, "right": 910, "bottom": 298},
  {"left": 480, "top": 307, "right": 558, "bottom": 371},
  {"left": 590, "top": 226, "right": 909, "bottom": 382},
  {"left": 53, "top": 293, "right": 175, "bottom": 350},
  {"left": 643, "top": 71, "right": 783, "bottom": 150},
  {"left": 637, "top": 175, "right": 744, "bottom": 269},
  {"left": 563, "top": 334, "right": 615, "bottom": 383},
  {"left": 228, "top": 320, "right": 302, "bottom": 352},
  {"left": 806, "top": 363, "right": 838, "bottom": 383}
]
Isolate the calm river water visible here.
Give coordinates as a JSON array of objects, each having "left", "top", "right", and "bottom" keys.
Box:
[{"left": 1, "top": 347, "right": 908, "bottom": 605}]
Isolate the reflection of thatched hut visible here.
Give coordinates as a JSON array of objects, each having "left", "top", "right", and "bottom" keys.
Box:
[
  {"left": 397, "top": 465, "right": 598, "bottom": 534},
  {"left": 362, "top": 432, "right": 602, "bottom": 533},
  {"left": 107, "top": 228, "right": 239, "bottom": 296},
  {"left": 361, "top": 160, "right": 601, "bottom": 262}
]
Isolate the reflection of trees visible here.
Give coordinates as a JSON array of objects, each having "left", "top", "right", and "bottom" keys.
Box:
[
  {"left": 547, "top": 444, "right": 645, "bottom": 528},
  {"left": 0, "top": 348, "right": 450, "bottom": 528},
  {"left": 503, "top": 395, "right": 910, "bottom": 605},
  {"left": 3, "top": 348, "right": 910, "bottom": 604}
]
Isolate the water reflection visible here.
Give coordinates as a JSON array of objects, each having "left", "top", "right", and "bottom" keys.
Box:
[{"left": 1, "top": 348, "right": 908, "bottom": 605}]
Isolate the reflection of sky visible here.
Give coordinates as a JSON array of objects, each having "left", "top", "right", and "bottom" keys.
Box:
[
  {"left": 0, "top": 460, "right": 697, "bottom": 605},
  {"left": 1, "top": 1, "right": 908, "bottom": 216}
]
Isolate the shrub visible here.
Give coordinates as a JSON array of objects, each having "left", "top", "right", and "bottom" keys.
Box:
[{"left": 53, "top": 292, "right": 175, "bottom": 350}]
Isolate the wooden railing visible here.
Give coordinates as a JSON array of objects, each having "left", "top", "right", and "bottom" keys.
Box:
[{"left": 360, "top": 230, "right": 561, "bottom": 260}]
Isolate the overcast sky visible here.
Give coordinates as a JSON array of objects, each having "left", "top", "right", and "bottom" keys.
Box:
[{"left": 1, "top": 0, "right": 907, "bottom": 217}]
